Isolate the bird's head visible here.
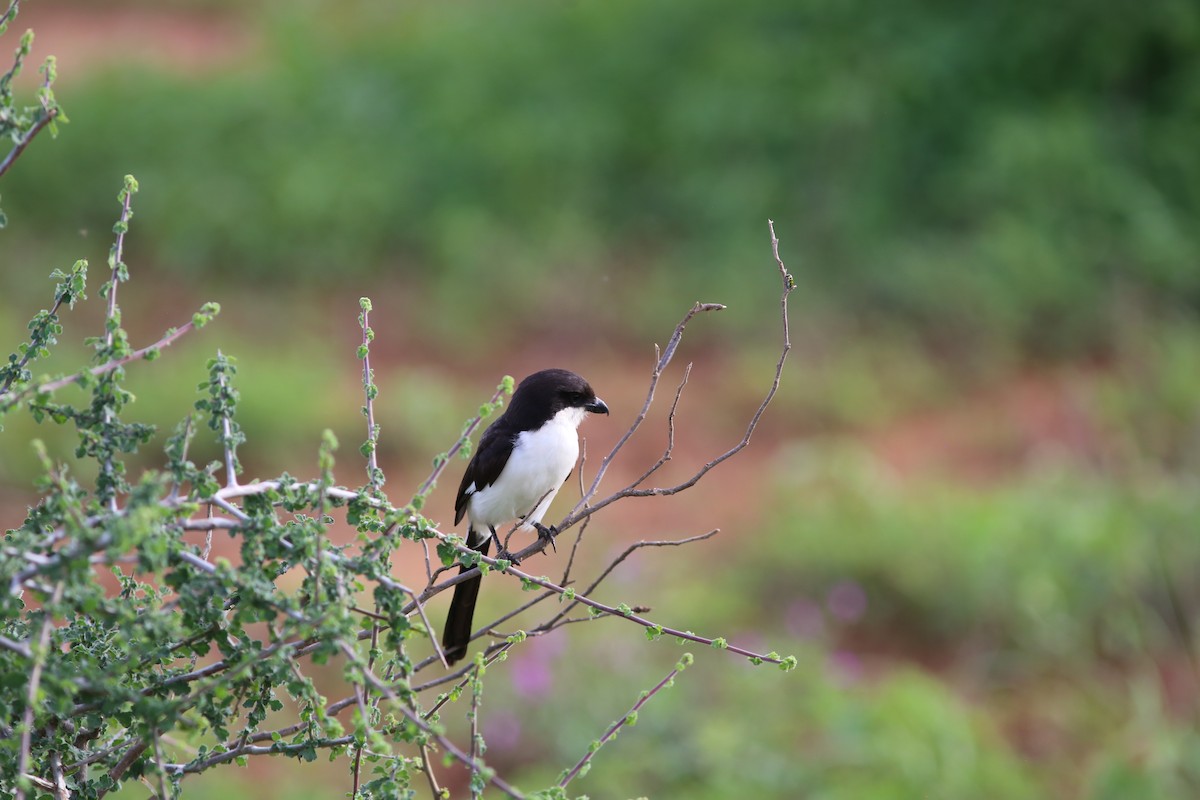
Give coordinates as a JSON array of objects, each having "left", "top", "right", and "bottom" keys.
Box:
[{"left": 511, "top": 368, "right": 609, "bottom": 427}]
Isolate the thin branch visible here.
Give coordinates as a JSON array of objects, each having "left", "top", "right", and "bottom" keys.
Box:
[
  {"left": 627, "top": 362, "right": 692, "bottom": 490},
  {"left": 50, "top": 750, "right": 69, "bottom": 800},
  {"left": 412, "top": 534, "right": 787, "bottom": 666},
  {"left": 359, "top": 299, "right": 381, "bottom": 493},
  {"left": 103, "top": 189, "right": 133, "bottom": 348},
  {"left": 411, "top": 381, "right": 510, "bottom": 507},
  {"left": 469, "top": 663, "right": 483, "bottom": 800},
  {"left": 15, "top": 581, "right": 63, "bottom": 800},
  {"left": 0, "top": 96, "right": 56, "bottom": 181},
  {"left": 215, "top": 349, "right": 238, "bottom": 488},
  {"left": 557, "top": 223, "right": 794, "bottom": 531},
  {"left": 0, "top": 0, "right": 20, "bottom": 31},
  {"left": 0, "top": 315, "right": 208, "bottom": 409},
  {"left": 337, "top": 641, "right": 525, "bottom": 799},
  {"left": 162, "top": 735, "right": 357, "bottom": 776},
  {"left": 559, "top": 658, "right": 687, "bottom": 789},
  {"left": 0, "top": 633, "right": 32, "bottom": 659},
  {"left": 0, "top": 286, "right": 72, "bottom": 395},
  {"left": 545, "top": 530, "right": 720, "bottom": 631},
  {"left": 570, "top": 302, "right": 725, "bottom": 517}
]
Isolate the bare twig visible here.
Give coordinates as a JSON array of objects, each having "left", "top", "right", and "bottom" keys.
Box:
[
  {"left": 557, "top": 223, "right": 794, "bottom": 531},
  {"left": 570, "top": 302, "right": 725, "bottom": 518},
  {"left": 627, "top": 362, "right": 692, "bottom": 490}
]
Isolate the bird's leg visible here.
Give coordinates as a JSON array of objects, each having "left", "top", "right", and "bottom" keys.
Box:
[
  {"left": 489, "top": 526, "right": 521, "bottom": 566},
  {"left": 532, "top": 521, "right": 559, "bottom": 554}
]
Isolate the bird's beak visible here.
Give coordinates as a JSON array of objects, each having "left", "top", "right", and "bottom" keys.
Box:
[{"left": 586, "top": 397, "right": 609, "bottom": 415}]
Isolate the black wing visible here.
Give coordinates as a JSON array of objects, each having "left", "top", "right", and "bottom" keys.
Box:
[{"left": 454, "top": 419, "right": 515, "bottom": 526}]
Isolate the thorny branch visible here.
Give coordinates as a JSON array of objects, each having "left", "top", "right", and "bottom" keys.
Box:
[{"left": 7, "top": 223, "right": 797, "bottom": 795}]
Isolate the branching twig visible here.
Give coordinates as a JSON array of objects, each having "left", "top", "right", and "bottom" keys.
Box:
[
  {"left": 570, "top": 302, "right": 725, "bottom": 518},
  {"left": 0, "top": 88, "right": 57, "bottom": 180},
  {"left": 0, "top": 311, "right": 215, "bottom": 410}
]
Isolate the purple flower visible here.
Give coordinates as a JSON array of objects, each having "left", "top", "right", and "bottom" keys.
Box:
[{"left": 826, "top": 580, "right": 868, "bottom": 623}]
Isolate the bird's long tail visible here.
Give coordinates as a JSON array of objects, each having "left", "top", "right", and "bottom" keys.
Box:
[{"left": 442, "top": 530, "right": 491, "bottom": 665}]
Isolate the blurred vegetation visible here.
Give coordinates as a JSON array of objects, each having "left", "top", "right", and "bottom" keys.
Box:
[
  {"left": 4, "top": 0, "right": 1200, "bottom": 797},
  {"left": 3, "top": 0, "right": 1199, "bottom": 352}
]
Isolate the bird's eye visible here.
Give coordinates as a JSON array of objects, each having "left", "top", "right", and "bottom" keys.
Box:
[{"left": 565, "top": 391, "right": 583, "bottom": 404}]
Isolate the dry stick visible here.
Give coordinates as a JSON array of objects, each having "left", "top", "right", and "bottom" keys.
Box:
[
  {"left": 558, "top": 659, "right": 685, "bottom": 789},
  {"left": 15, "top": 581, "right": 64, "bottom": 800},
  {"left": 556, "top": 221, "right": 795, "bottom": 531},
  {"left": 570, "top": 302, "right": 725, "bottom": 520},
  {"left": 100, "top": 741, "right": 149, "bottom": 799},
  {"left": 627, "top": 362, "right": 692, "bottom": 490},
  {"left": 419, "top": 643, "right": 516, "bottom": 717},
  {"left": 418, "top": 742, "right": 443, "bottom": 799},
  {"left": 150, "top": 731, "right": 170, "bottom": 800},
  {"left": 0, "top": 634, "right": 32, "bottom": 659},
  {"left": 559, "top": 441, "right": 592, "bottom": 586}
]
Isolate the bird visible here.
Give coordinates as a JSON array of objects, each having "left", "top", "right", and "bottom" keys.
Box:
[{"left": 442, "top": 368, "right": 609, "bottom": 665}]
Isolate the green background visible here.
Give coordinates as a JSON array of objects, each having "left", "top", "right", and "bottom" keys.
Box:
[{"left": 2, "top": 0, "right": 1199, "bottom": 796}]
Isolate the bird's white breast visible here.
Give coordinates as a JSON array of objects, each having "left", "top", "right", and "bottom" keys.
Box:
[{"left": 466, "top": 406, "right": 585, "bottom": 529}]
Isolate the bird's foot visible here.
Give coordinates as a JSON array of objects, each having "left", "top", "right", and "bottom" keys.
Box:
[
  {"left": 532, "top": 522, "right": 559, "bottom": 554},
  {"left": 495, "top": 548, "right": 521, "bottom": 566}
]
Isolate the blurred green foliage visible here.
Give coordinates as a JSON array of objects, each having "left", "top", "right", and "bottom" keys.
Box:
[
  {"left": 4, "top": 0, "right": 1199, "bottom": 351},
  {"left": 5, "top": 2, "right": 1200, "bottom": 797}
]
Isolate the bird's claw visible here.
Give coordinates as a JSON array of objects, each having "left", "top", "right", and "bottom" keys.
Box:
[
  {"left": 532, "top": 522, "right": 559, "bottom": 554},
  {"left": 495, "top": 548, "right": 521, "bottom": 566}
]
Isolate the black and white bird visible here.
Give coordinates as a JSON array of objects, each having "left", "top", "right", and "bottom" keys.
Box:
[{"left": 442, "top": 368, "right": 609, "bottom": 665}]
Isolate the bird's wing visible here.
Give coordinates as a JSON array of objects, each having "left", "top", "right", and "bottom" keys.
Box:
[{"left": 454, "top": 421, "right": 515, "bottom": 526}]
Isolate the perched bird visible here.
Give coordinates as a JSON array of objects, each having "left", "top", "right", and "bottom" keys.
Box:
[{"left": 442, "top": 368, "right": 609, "bottom": 665}]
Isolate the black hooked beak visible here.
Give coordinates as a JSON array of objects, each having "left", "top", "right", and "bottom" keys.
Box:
[{"left": 586, "top": 397, "right": 609, "bottom": 415}]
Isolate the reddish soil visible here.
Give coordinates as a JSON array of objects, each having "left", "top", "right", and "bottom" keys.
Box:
[{"left": 11, "top": 4, "right": 256, "bottom": 86}]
